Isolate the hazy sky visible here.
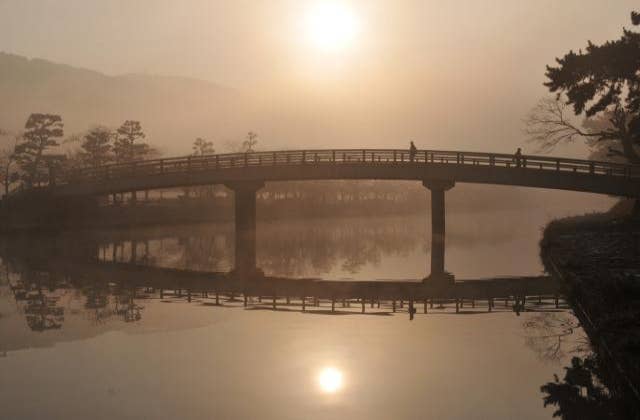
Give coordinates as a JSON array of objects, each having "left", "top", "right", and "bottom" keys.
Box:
[{"left": 0, "top": 1, "right": 638, "bottom": 154}]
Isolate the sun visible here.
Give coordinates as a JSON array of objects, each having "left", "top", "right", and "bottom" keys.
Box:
[
  {"left": 305, "top": 2, "right": 361, "bottom": 52},
  {"left": 318, "top": 367, "right": 344, "bottom": 393}
]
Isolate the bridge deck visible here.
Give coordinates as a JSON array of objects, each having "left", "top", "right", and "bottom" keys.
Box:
[{"left": 30, "top": 149, "right": 640, "bottom": 197}]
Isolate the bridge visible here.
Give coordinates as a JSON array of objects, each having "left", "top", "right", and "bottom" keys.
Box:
[
  {"left": 3, "top": 246, "right": 562, "bottom": 320},
  {"left": 47, "top": 148, "right": 640, "bottom": 197},
  {"left": 3, "top": 148, "right": 639, "bottom": 275}
]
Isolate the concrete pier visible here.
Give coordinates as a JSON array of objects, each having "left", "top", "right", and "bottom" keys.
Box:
[{"left": 423, "top": 180, "right": 455, "bottom": 277}]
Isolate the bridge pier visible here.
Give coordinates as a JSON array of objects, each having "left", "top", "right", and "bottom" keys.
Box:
[
  {"left": 423, "top": 180, "right": 455, "bottom": 278},
  {"left": 226, "top": 181, "right": 265, "bottom": 274}
]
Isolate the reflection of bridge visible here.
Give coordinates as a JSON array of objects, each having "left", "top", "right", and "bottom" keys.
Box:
[
  {"left": 6, "top": 148, "right": 639, "bottom": 275},
  {"left": 1, "top": 230, "right": 562, "bottom": 321},
  {"left": 35, "top": 259, "right": 562, "bottom": 316}
]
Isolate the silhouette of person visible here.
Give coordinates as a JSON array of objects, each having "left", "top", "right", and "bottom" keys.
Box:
[
  {"left": 409, "top": 141, "right": 417, "bottom": 162},
  {"left": 514, "top": 147, "right": 523, "bottom": 168}
]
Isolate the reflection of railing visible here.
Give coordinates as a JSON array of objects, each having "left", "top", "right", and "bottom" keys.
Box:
[{"left": 53, "top": 149, "right": 640, "bottom": 186}]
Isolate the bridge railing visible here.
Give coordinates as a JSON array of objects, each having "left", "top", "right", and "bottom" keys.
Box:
[{"left": 56, "top": 149, "right": 640, "bottom": 186}]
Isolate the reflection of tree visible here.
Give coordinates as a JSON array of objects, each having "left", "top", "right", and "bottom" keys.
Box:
[
  {"left": 541, "top": 356, "right": 629, "bottom": 419},
  {"left": 257, "top": 218, "right": 423, "bottom": 277},
  {"left": 176, "top": 233, "right": 229, "bottom": 271},
  {"left": 23, "top": 289, "right": 64, "bottom": 331},
  {"left": 83, "top": 283, "right": 114, "bottom": 325},
  {"left": 8, "top": 269, "right": 65, "bottom": 332},
  {"left": 114, "top": 290, "right": 143, "bottom": 323},
  {"left": 522, "top": 312, "right": 589, "bottom": 362}
]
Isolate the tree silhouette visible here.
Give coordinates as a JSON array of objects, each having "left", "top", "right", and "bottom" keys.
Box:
[
  {"left": 526, "top": 11, "right": 640, "bottom": 163},
  {"left": 192, "top": 137, "right": 215, "bottom": 156},
  {"left": 80, "top": 126, "right": 113, "bottom": 167},
  {"left": 14, "top": 114, "right": 64, "bottom": 186},
  {"left": 242, "top": 131, "right": 258, "bottom": 152},
  {"left": 113, "top": 120, "right": 150, "bottom": 163},
  {"left": 0, "top": 131, "right": 20, "bottom": 196},
  {"left": 541, "top": 356, "right": 626, "bottom": 419}
]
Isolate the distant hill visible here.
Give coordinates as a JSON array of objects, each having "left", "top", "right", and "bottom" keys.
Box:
[{"left": 0, "top": 52, "right": 243, "bottom": 155}]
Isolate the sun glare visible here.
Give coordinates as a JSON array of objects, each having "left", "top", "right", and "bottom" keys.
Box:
[
  {"left": 306, "top": 2, "right": 360, "bottom": 52},
  {"left": 318, "top": 367, "right": 344, "bottom": 393}
]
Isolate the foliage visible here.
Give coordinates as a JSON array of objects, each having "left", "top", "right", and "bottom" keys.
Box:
[
  {"left": 0, "top": 140, "right": 20, "bottom": 196},
  {"left": 80, "top": 127, "right": 113, "bottom": 167},
  {"left": 541, "top": 356, "right": 624, "bottom": 419},
  {"left": 526, "top": 12, "right": 640, "bottom": 163},
  {"left": 192, "top": 137, "right": 215, "bottom": 156},
  {"left": 113, "top": 120, "right": 150, "bottom": 163},
  {"left": 14, "top": 113, "right": 64, "bottom": 186}
]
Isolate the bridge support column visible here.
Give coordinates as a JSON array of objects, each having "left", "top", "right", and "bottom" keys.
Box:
[
  {"left": 423, "top": 180, "right": 455, "bottom": 278},
  {"left": 225, "top": 181, "right": 265, "bottom": 275}
]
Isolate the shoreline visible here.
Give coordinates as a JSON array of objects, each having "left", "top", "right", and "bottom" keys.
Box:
[{"left": 540, "top": 200, "right": 640, "bottom": 413}]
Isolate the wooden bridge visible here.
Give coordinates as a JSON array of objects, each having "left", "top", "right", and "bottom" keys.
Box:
[
  {"left": 43, "top": 148, "right": 640, "bottom": 197},
  {"left": 4, "top": 148, "right": 640, "bottom": 275}
]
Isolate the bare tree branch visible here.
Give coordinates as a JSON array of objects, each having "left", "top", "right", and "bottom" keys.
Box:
[{"left": 524, "top": 97, "right": 611, "bottom": 152}]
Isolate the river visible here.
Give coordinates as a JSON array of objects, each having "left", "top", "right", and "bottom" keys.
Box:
[{"left": 0, "top": 191, "right": 617, "bottom": 419}]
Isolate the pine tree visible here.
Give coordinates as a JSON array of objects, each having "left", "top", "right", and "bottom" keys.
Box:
[{"left": 14, "top": 114, "right": 64, "bottom": 186}]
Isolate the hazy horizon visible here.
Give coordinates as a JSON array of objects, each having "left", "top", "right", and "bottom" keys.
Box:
[{"left": 2, "top": 1, "right": 638, "bottom": 156}]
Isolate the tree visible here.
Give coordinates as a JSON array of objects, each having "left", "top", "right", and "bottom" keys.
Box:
[
  {"left": 526, "top": 12, "right": 640, "bottom": 163},
  {"left": 80, "top": 127, "right": 113, "bottom": 167},
  {"left": 541, "top": 356, "right": 625, "bottom": 419},
  {"left": 0, "top": 133, "right": 21, "bottom": 196},
  {"left": 113, "top": 120, "right": 150, "bottom": 163},
  {"left": 242, "top": 131, "right": 258, "bottom": 153},
  {"left": 14, "top": 114, "right": 64, "bottom": 186},
  {"left": 192, "top": 137, "right": 215, "bottom": 156}
]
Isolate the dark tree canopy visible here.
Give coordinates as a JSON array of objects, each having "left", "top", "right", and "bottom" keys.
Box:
[
  {"left": 541, "top": 356, "right": 629, "bottom": 419},
  {"left": 527, "top": 12, "right": 640, "bottom": 163},
  {"left": 81, "top": 127, "right": 113, "bottom": 167},
  {"left": 14, "top": 113, "right": 64, "bottom": 186},
  {"left": 113, "top": 120, "right": 150, "bottom": 163},
  {"left": 0, "top": 147, "right": 19, "bottom": 196}
]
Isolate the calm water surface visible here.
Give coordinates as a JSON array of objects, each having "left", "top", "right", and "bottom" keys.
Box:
[{"left": 0, "top": 197, "right": 614, "bottom": 419}]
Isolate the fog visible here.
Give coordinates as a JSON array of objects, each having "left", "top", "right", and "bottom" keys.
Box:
[{"left": 0, "top": 1, "right": 637, "bottom": 156}]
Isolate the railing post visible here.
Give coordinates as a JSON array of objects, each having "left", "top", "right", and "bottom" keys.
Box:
[
  {"left": 490, "top": 155, "right": 494, "bottom": 166},
  {"left": 187, "top": 156, "right": 192, "bottom": 172},
  {"left": 393, "top": 151, "right": 396, "bottom": 162},
  {"left": 244, "top": 153, "right": 248, "bottom": 167},
  {"left": 216, "top": 154, "right": 219, "bottom": 169},
  {"left": 273, "top": 152, "right": 276, "bottom": 165},
  {"left": 556, "top": 160, "right": 560, "bottom": 171},
  {"left": 589, "top": 162, "right": 594, "bottom": 174},
  {"left": 362, "top": 150, "right": 366, "bottom": 162},
  {"left": 302, "top": 151, "right": 306, "bottom": 164},
  {"left": 159, "top": 160, "right": 164, "bottom": 174},
  {"left": 332, "top": 150, "right": 335, "bottom": 163}
]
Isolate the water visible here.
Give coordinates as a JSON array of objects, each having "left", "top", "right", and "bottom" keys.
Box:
[{"left": 0, "top": 196, "right": 616, "bottom": 419}]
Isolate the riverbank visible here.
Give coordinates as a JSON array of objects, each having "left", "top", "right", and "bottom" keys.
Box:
[{"left": 540, "top": 199, "right": 640, "bottom": 412}]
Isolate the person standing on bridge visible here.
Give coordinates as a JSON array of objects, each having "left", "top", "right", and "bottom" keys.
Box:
[
  {"left": 514, "top": 147, "right": 523, "bottom": 168},
  {"left": 409, "top": 141, "right": 417, "bottom": 162}
]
